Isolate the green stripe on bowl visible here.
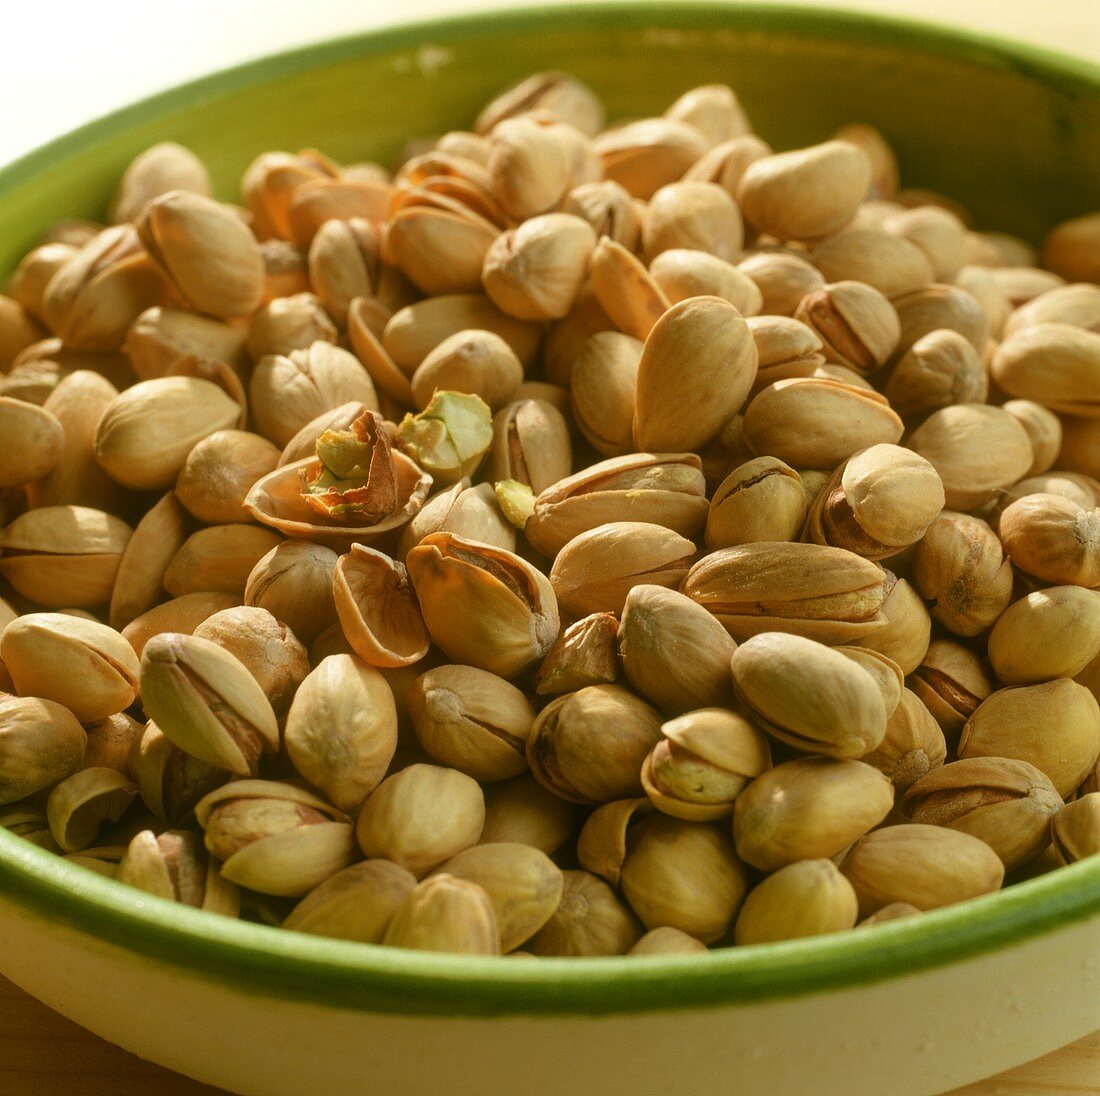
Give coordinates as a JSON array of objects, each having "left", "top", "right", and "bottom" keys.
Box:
[{"left": 0, "top": 0, "right": 1098, "bottom": 1016}]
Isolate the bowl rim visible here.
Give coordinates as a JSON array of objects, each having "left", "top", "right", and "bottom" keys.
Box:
[{"left": 1, "top": 0, "right": 1099, "bottom": 1017}]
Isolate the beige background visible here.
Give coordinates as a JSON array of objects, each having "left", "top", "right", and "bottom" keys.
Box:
[{"left": 1, "top": 0, "right": 1098, "bottom": 165}]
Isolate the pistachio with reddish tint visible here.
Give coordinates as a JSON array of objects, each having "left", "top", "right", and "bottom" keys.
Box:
[
  {"left": 408, "top": 664, "right": 533, "bottom": 782},
  {"left": 196, "top": 780, "right": 355, "bottom": 898},
  {"left": 618, "top": 585, "right": 738, "bottom": 716},
  {"left": 632, "top": 296, "right": 757, "bottom": 453},
  {"left": 332, "top": 545, "right": 429, "bottom": 669},
  {"left": 406, "top": 532, "right": 559, "bottom": 679},
  {"left": 902, "top": 757, "right": 1062, "bottom": 870},
  {"left": 284, "top": 654, "right": 398, "bottom": 814},
  {"left": 139, "top": 633, "right": 280, "bottom": 776},
  {"left": 356, "top": 763, "right": 485, "bottom": 877},
  {"left": 526, "top": 685, "right": 663, "bottom": 805},
  {"left": 795, "top": 281, "right": 900, "bottom": 375},
  {"left": 534, "top": 614, "right": 619, "bottom": 697},
  {"left": 549, "top": 521, "right": 696, "bottom": 618},
  {"left": 705, "top": 456, "right": 808, "bottom": 550},
  {"left": 526, "top": 452, "right": 708, "bottom": 558},
  {"left": 642, "top": 708, "right": 771, "bottom": 821}
]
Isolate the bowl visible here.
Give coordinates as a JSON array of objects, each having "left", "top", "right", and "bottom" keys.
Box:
[{"left": 1, "top": 5, "right": 1099, "bottom": 1095}]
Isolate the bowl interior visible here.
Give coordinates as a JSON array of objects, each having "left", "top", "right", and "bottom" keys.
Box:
[{"left": 1, "top": 1, "right": 1099, "bottom": 1013}]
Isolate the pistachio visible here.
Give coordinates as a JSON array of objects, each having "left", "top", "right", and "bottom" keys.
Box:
[
  {"left": 705, "top": 456, "right": 808, "bottom": 550},
  {"left": 1041, "top": 211, "right": 1100, "bottom": 283},
  {"left": 882, "top": 329, "right": 987, "bottom": 417},
  {"left": 196, "top": 780, "right": 355, "bottom": 897},
  {"left": 127, "top": 306, "right": 248, "bottom": 381},
  {"left": 356, "top": 763, "right": 485, "bottom": 876},
  {"left": 991, "top": 266, "right": 1066, "bottom": 309},
  {"left": 0, "top": 295, "right": 47, "bottom": 368},
  {"left": 737, "top": 141, "right": 871, "bottom": 240},
  {"left": 955, "top": 264, "right": 1011, "bottom": 339},
  {"left": 738, "top": 250, "right": 825, "bottom": 317},
  {"left": 480, "top": 772, "right": 583, "bottom": 855},
  {"left": 283, "top": 859, "right": 416, "bottom": 942},
  {"left": 396, "top": 389, "right": 492, "bottom": 486},
  {"left": 562, "top": 180, "right": 641, "bottom": 250},
  {"left": 1050, "top": 793, "right": 1100, "bottom": 866},
  {"left": 642, "top": 708, "right": 770, "bottom": 822},
  {"left": 174, "top": 430, "right": 281, "bottom": 525},
  {"left": 1001, "top": 400, "right": 1062, "bottom": 478},
  {"left": 665, "top": 84, "right": 751, "bottom": 146},
  {"left": 682, "top": 541, "right": 889, "bottom": 644},
  {"left": 346, "top": 299, "right": 416, "bottom": 408},
  {"left": 734, "top": 859, "right": 859, "bottom": 945},
  {"left": 588, "top": 236, "right": 671, "bottom": 341},
  {"left": 140, "top": 632, "right": 280, "bottom": 776},
  {"left": 94, "top": 376, "right": 241, "bottom": 490},
  {"left": 526, "top": 685, "right": 663, "bottom": 805},
  {"left": 396, "top": 480, "right": 515, "bottom": 558},
  {"left": 1057, "top": 417, "right": 1100, "bottom": 479},
  {"left": 619, "top": 814, "right": 748, "bottom": 943},
  {"left": 811, "top": 229, "right": 933, "bottom": 299},
  {"left": 840, "top": 823, "right": 1005, "bottom": 915},
  {"left": 137, "top": 191, "right": 264, "bottom": 318},
  {"left": 47, "top": 767, "right": 137, "bottom": 854},
  {"left": 685, "top": 134, "right": 772, "bottom": 194},
  {"left": 909, "top": 638, "right": 995, "bottom": 741},
  {"left": 126, "top": 720, "right": 225, "bottom": 824},
  {"left": 162, "top": 524, "right": 283, "bottom": 599},
  {"left": 906, "top": 404, "right": 1034, "bottom": 511},
  {"left": 476, "top": 71, "right": 604, "bottom": 135},
  {"left": 0, "top": 804, "right": 59, "bottom": 852},
  {"left": 890, "top": 283, "right": 987, "bottom": 361},
  {"left": 649, "top": 249, "right": 762, "bottom": 314},
  {"left": 408, "top": 664, "right": 533, "bottom": 782},
  {"left": 259, "top": 237, "right": 311, "bottom": 301},
  {"left": 1, "top": 613, "right": 139, "bottom": 723},
  {"left": 246, "top": 292, "right": 338, "bottom": 361},
  {"left": 121, "top": 592, "right": 240, "bottom": 659},
  {"left": 569, "top": 330, "right": 642, "bottom": 457},
  {"left": 992, "top": 474, "right": 1099, "bottom": 525},
  {"left": 618, "top": 585, "right": 739, "bottom": 715},
  {"left": 534, "top": 613, "right": 619, "bottom": 696},
  {"left": 484, "top": 118, "right": 572, "bottom": 222},
  {"left": 244, "top": 540, "right": 339, "bottom": 646},
  {"left": 641, "top": 181, "right": 743, "bottom": 263},
  {"left": 861, "top": 688, "right": 947, "bottom": 792},
  {"left": 633, "top": 296, "right": 757, "bottom": 452},
  {"left": 0, "top": 695, "right": 86, "bottom": 806},
  {"left": 794, "top": 281, "right": 900, "bottom": 375},
  {"left": 628, "top": 927, "right": 708, "bottom": 955},
  {"left": 109, "top": 142, "right": 212, "bottom": 223},
  {"left": 856, "top": 902, "right": 923, "bottom": 928},
  {"left": 959, "top": 679, "right": 1100, "bottom": 798},
  {"left": 483, "top": 398, "right": 573, "bottom": 496},
  {"left": 1003, "top": 283, "right": 1100, "bottom": 337},
  {"left": 410, "top": 329, "right": 523, "bottom": 412},
  {"left": 991, "top": 323, "right": 1100, "bottom": 417},
  {"left": 526, "top": 869, "right": 642, "bottom": 956},
  {"left": 542, "top": 283, "right": 615, "bottom": 386},
  {"left": 883, "top": 207, "right": 969, "bottom": 282},
  {"left": 990, "top": 587, "right": 1100, "bottom": 686},
  {"left": 406, "top": 532, "right": 559, "bottom": 678},
  {"left": 998, "top": 493, "right": 1100, "bottom": 588},
  {"left": 307, "top": 220, "right": 387, "bottom": 328},
  {"left": 550, "top": 521, "right": 695, "bottom": 617},
  {"left": 83, "top": 712, "right": 142, "bottom": 774},
  {"left": 287, "top": 179, "right": 393, "bottom": 248},
  {"left": 527, "top": 453, "right": 707, "bottom": 558},
  {"left": 0, "top": 399, "right": 63, "bottom": 488},
  {"left": 117, "top": 828, "right": 239, "bottom": 916},
  {"left": 594, "top": 118, "right": 707, "bottom": 199},
  {"left": 902, "top": 757, "right": 1062, "bottom": 870}
]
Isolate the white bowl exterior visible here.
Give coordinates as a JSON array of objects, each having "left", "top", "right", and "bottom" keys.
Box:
[{"left": 1, "top": 896, "right": 1097, "bottom": 1096}]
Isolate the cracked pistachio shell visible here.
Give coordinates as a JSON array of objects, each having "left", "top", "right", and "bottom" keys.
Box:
[
  {"left": 1051, "top": 794, "right": 1100, "bottom": 866},
  {"left": 841, "top": 823, "right": 1004, "bottom": 915},
  {"left": 47, "top": 767, "right": 137, "bottom": 853},
  {"left": 396, "top": 480, "right": 515, "bottom": 560},
  {"left": 126, "top": 720, "right": 225, "bottom": 824},
  {"left": 744, "top": 311, "right": 829, "bottom": 390},
  {"left": 642, "top": 708, "right": 771, "bottom": 821},
  {"left": 284, "top": 654, "right": 397, "bottom": 813},
  {"left": 992, "top": 323, "right": 1100, "bottom": 418},
  {"left": 811, "top": 230, "right": 933, "bottom": 299},
  {"left": 959, "top": 680, "right": 1100, "bottom": 798},
  {"left": 909, "top": 639, "right": 996, "bottom": 741},
  {"left": 682, "top": 541, "right": 889, "bottom": 644},
  {"left": 743, "top": 377, "right": 903, "bottom": 469},
  {"left": 629, "top": 927, "right": 708, "bottom": 956},
  {"left": 284, "top": 859, "right": 416, "bottom": 942},
  {"left": 117, "top": 829, "right": 239, "bottom": 916},
  {"left": 649, "top": 249, "right": 763, "bottom": 315},
  {"left": 641, "top": 181, "right": 743, "bottom": 263},
  {"left": 861, "top": 688, "right": 947, "bottom": 792},
  {"left": 0, "top": 399, "right": 62, "bottom": 488},
  {"left": 0, "top": 695, "right": 86, "bottom": 805},
  {"left": 795, "top": 280, "right": 900, "bottom": 375},
  {"left": 140, "top": 632, "right": 280, "bottom": 776},
  {"left": 569, "top": 330, "right": 641, "bottom": 458},
  {"left": 527, "top": 869, "right": 642, "bottom": 957},
  {"left": 278, "top": 401, "right": 376, "bottom": 468},
  {"left": 408, "top": 664, "right": 532, "bottom": 782},
  {"left": 833, "top": 126, "right": 896, "bottom": 199},
  {"left": 384, "top": 873, "right": 500, "bottom": 956},
  {"left": 137, "top": 191, "right": 264, "bottom": 318},
  {"left": 912, "top": 512, "right": 1013, "bottom": 637},
  {"left": 0, "top": 504, "right": 132, "bottom": 609},
  {"left": 94, "top": 376, "right": 241, "bottom": 490},
  {"left": 534, "top": 612, "right": 619, "bottom": 697},
  {"left": 633, "top": 296, "right": 757, "bottom": 453},
  {"left": 807, "top": 445, "right": 945, "bottom": 560},
  {"left": 998, "top": 494, "right": 1100, "bottom": 588},
  {"left": 576, "top": 797, "right": 655, "bottom": 886},
  {"left": 482, "top": 213, "right": 596, "bottom": 322},
  {"left": 618, "top": 585, "right": 737, "bottom": 716},
  {"left": 410, "top": 329, "right": 523, "bottom": 412},
  {"left": 196, "top": 779, "right": 355, "bottom": 898},
  {"left": 594, "top": 118, "right": 707, "bottom": 200},
  {"left": 1, "top": 614, "right": 139, "bottom": 723},
  {"left": 244, "top": 540, "right": 339, "bottom": 646},
  {"left": 902, "top": 757, "right": 1062, "bottom": 870},
  {"left": 121, "top": 592, "right": 239, "bottom": 659},
  {"left": 562, "top": 180, "right": 641, "bottom": 250},
  {"left": 737, "top": 141, "right": 871, "bottom": 241},
  {"left": 406, "top": 532, "right": 559, "bottom": 678},
  {"left": 882, "top": 329, "right": 987, "bottom": 418},
  {"left": 480, "top": 772, "right": 583, "bottom": 855},
  {"left": 734, "top": 859, "right": 859, "bottom": 945},
  {"left": 589, "top": 237, "right": 670, "bottom": 342},
  {"left": 163, "top": 524, "right": 283, "bottom": 600},
  {"left": 356, "top": 763, "right": 484, "bottom": 877},
  {"left": 989, "top": 587, "right": 1100, "bottom": 686},
  {"left": 733, "top": 758, "right": 894, "bottom": 872},
  {"left": 732, "top": 632, "right": 888, "bottom": 758},
  {"left": 333, "top": 545, "right": 429, "bottom": 669},
  {"left": 619, "top": 815, "right": 748, "bottom": 944},
  {"left": 706, "top": 456, "right": 808, "bottom": 550},
  {"left": 436, "top": 842, "right": 564, "bottom": 952},
  {"left": 527, "top": 685, "right": 663, "bottom": 805},
  {"left": 527, "top": 452, "right": 707, "bottom": 558},
  {"left": 550, "top": 521, "right": 695, "bottom": 618},
  {"left": 388, "top": 198, "right": 499, "bottom": 297},
  {"left": 483, "top": 398, "right": 572, "bottom": 497}
]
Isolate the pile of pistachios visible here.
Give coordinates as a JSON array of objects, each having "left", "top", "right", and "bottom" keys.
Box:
[{"left": 0, "top": 73, "right": 1098, "bottom": 958}]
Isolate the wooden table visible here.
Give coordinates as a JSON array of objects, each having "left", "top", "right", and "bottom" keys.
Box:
[{"left": 1, "top": 975, "right": 1096, "bottom": 1094}]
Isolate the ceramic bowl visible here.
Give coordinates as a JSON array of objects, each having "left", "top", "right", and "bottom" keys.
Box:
[{"left": 1, "top": 5, "right": 1098, "bottom": 1095}]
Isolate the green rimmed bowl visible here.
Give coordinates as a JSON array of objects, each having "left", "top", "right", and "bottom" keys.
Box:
[{"left": 1, "top": 5, "right": 1098, "bottom": 1094}]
